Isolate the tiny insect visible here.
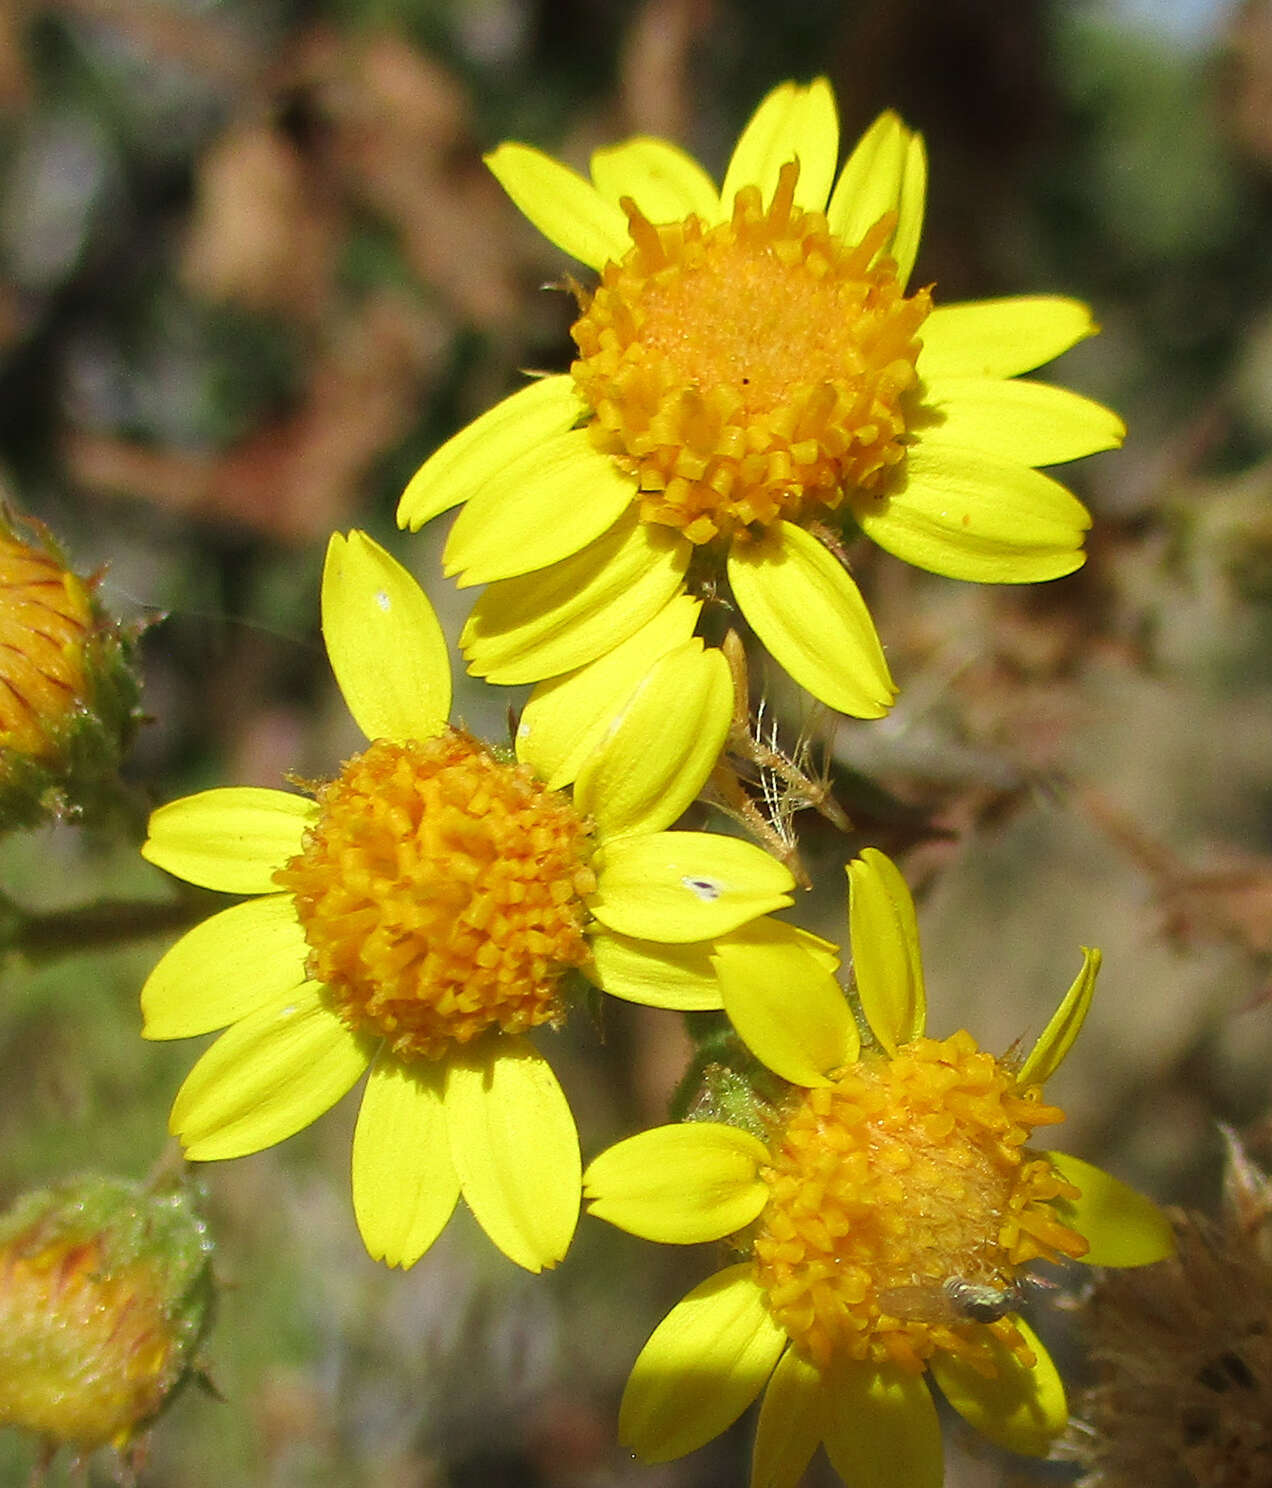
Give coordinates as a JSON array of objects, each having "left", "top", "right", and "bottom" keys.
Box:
[
  {"left": 941, "top": 1277, "right": 1026, "bottom": 1323},
  {"left": 878, "top": 1275, "right": 1030, "bottom": 1326}
]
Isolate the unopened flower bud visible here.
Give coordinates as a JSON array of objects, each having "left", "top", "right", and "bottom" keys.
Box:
[
  {"left": 0, "top": 1173, "right": 214, "bottom": 1467},
  {"left": 0, "top": 509, "right": 142, "bottom": 831}
]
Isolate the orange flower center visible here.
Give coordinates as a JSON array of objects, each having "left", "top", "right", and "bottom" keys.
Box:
[
  {"left": 0, "top": 532, "right": 93, "bottom": 758},
  {"left": 275, "top": 730, "right": 597, "bottom": 1062},
  {"left": 571, "top": 160, "right": 931, "bottom": 546},
  {"left": 752, "top": 1030, "right": 1087, "bottom": 1375}
]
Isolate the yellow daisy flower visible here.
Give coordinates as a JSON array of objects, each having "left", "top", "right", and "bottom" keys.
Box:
[
  {"left": 398, "top": 78, "right": 1122, "bottom": 717},
  {"left": 140, "top": 531, "right": 798, "bottom": 1275},
  {"left": 583, "top": 848, "right": 1173, "bottom": 1488}
]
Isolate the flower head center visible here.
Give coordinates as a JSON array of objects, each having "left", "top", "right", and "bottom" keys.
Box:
[
  {"left": 275, "top": 730, "right": 597, "bottom": 1062},
  {"left": 571, "top": 160, "right": 931, "bottom": 546},
  {"left": 0, "top": 532, "right": 93, "bottom": 758},
  {"left": 752, "top": 1030, "right": 1087, "bottom": 1375}
]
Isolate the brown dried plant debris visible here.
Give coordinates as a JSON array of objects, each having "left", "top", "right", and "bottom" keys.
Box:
[
  {"left": 181, "top": 122, "right": 339, "bottom": 321},
  {"left": 1225, "top": 0, "right": 1272, "bottom": 170},
  {"left": 44, "top": 0, "right": 259, "bottom": 92},
  {"left": 1062, "top": 1130, "right": 1272, "bottom": 1488},
  {"left": 68, "top": 293, "right": 447, "bottom": 543},
  {"left": 68, "top": 23, "right": 532, "bottom": 538},
  {"left": 616, "top": 0, "right": 713, "bottom": 140},
  {"left": 299, "top": 27, "right": 522, "bottom": 326},
  {"left": 0, "top": 0, "right": 33, "bottom": 112},
  {"left": 1081, "top": 787, "right": 1272, "bottom": 967}
]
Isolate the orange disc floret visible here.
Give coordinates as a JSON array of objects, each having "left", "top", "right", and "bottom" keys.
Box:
[
  {"left": 276, "top": 729, "right": 597, "bottom": 1062},
  {"left": 571, "top": 159, "right": 931, "bottom": 546},
  {"left": 0, "top": 530, "right": 94, "bottom": 759},
  {"left": 751, "top": 1030, "right": 1087, "bottom": 1376}
]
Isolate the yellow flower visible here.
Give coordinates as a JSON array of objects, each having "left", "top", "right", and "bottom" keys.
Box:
[
  {"left": 583, "top": 849, "right": 1173, "bottom": 1488},
  {"left": 399, "top": 79, "right": 1121, "bottom": 717},
  {"left": 140, "top": 531, "right": 797, "bottom": 1274}
]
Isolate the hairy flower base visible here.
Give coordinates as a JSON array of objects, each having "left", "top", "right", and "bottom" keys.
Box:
[
  {"left": 572, "top": 161, "right": 930, "bottom": 545},
  {"left": 753, "top": 1030, "right": 1087, "bottom": 1375},
  {"left": 276, "top": 730, "right": 596, "bottom": 1062}
]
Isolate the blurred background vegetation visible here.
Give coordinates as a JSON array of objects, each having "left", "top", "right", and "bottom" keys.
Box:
[{"left": 2, "top": 0, "right": 1272, "bottom": 1482}]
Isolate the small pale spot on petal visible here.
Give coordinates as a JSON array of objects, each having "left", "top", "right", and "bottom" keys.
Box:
[
  {"left": 683, "top": 875, "right": 722, "bottom": 901},
  {"left": 375, "top": 589, "right": 391, "bottom": 612}
]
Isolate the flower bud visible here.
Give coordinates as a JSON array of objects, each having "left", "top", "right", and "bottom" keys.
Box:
[
  {"left": 0, "top": 509, "right": 142, "bottom": 831},
  {"left": 0, "top": 1173, "right": 214, "bottom": 1465}
]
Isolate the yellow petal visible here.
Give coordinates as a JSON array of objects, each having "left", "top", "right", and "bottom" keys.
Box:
[
  {"left": 714, "top": 931, "right": 857, "bottom": 1087},
  {"left": 919, "top": 377, "right": 1125, "bottom": 467},
  {"left": 142, "top": 895, "right": 307, "bottom": 1040},
  {"left": 847, "top": 848, "right": 926, "bottom": 1054},
  {"left": 828, "top": 110, "right": 926, "bottom": 281},
  {"left": 444, "top": 1037, "right": 580, "bottom": 1272},
  {"left": 756, "top": 919, "right": 842, "bottom": 973},
  {"left": 584, "top": 1122, "right": 768, "bottom": 1243},
  {"left": 443, "top": 431, "right": 634, "bottom": 587},
  {"left": 860, "top": 443, "right": 1091, "bottom": 583},
  {"left": 752, "top": 1345, "right": 826, "bottom": 1488},
  {"left": 574, "top": 641, "right": 732, "bottom": 839},
  {"left": 620, "top": 1265, "right": 785, "bottom": 1462},
  {"left": 1046, "top": 1152, "right": 1176, "bottom": 1266},
  {"left": 891, "top": 132, "right": 927, "bottom": 286},
  {"left": 516, "top": 595, "right": 702, "bottom": 787},
  {"left": 322, "top": 531, "right": 451, "bottom": 744},
  {"left": 589, "top": 137, "right": 720, "bottom": 223},
  {"left": 821, "top": 1359, "right": 943, "bottom": 1488},
  {"left": 728, "top": 522, "right": 895, "bottom": 717},
  {"left": 589, "top": 919, "right": 834, "bottom": 1012},
  {"left": 485, "top": 141, "right": 629, "bottom": 269},
  {"left": 721, "top": 78, "right": 839, "bottom": 213},
  {"left": 352, "top": 1052, "right": 460, "bottom": 1269},
  {"left": 397, "top": 376, "right": 584, "bottom": 531},
  {"left": 1017, "top": 947, "right": 1101, "bottom": 1087},
  {"left": 828, "top": 112, "right": 905, "bottom": 241},
  {"left": 461, "top": 510, "right": 690, "bottom": 685},
  {"left": 917, "top": 296, "right": 1098, "bottom": 381},
  {"left": 142, "top": 787, "right": 315, "bottom": 894},
  {"left": 586, "top": 929, "right": 723, "bottom": 1011},
  {"left": 171, "top": 984, "right": 372, "bottom": 1161},
  {"left": 591, "top": 831, "right": 794, "bottom": 943},
  {"left": 930, "top": 1317, "right": 1066, "bottom": 1458}
]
